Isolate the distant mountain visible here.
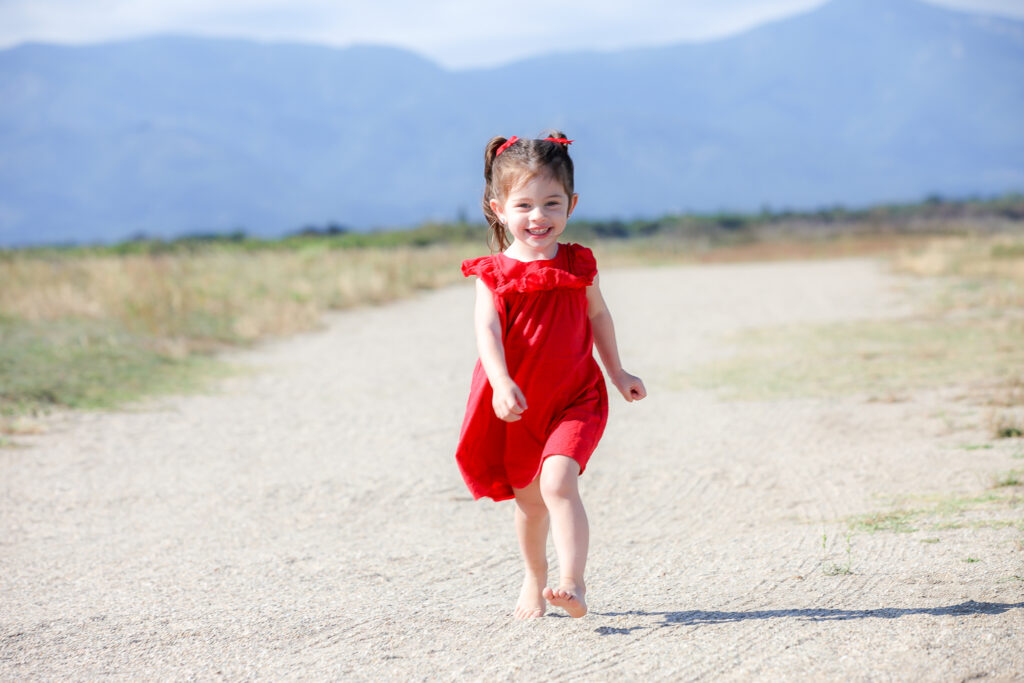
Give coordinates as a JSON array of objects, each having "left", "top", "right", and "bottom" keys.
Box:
[{"left": 1, "top": 0, "right": 1023, "bottom": 245}]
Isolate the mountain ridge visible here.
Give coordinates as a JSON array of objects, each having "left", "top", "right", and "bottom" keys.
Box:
[{"left": 1, "top": 0, "right": 1022, "bottom": 245}]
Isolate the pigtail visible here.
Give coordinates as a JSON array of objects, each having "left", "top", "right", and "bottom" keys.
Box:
[
  {"left": 539, "top": 130, "right": 575, "bottom": 197},
  {"left": 541, "top": 129, "right": 572, "bottom": 151},
  {"left": 482, "top": 136, "right": 511, "bottom": 252}
]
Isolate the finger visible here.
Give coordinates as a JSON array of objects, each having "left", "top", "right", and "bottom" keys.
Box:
[
  {"left": 502, "top": 413, "right": 521, "bottom": 422},
  {"left": 513, "top": 388, "right": 528, "bottom": 411}
]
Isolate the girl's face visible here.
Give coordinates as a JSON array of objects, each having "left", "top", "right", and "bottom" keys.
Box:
[{"left": 491, "top": 173, "right": 578, "bottom": 259}]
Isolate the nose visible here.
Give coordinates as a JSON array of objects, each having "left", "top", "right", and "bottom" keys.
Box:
[{"left": 529, "top": 205, "right": 546, "bottom": 221}]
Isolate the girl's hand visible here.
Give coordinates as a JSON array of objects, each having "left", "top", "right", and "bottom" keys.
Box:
[
  {"left": 492, "top": 378, "right": 528, "bottom": 422},
  {"left": 612, "top": 370, "right": 647, "bottom": 402}
]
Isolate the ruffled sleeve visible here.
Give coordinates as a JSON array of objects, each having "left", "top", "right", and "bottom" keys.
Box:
[
  {"left": 462, "top": 255, "right": 503, "bottom": 292},
  {"left": 565, "top": 243, "right": 597, "bottom": 284}
]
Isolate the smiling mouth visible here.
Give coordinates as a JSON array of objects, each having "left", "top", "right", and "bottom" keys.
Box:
[{"left": 527, "top": 227, "right": 551, "bottom": 236}]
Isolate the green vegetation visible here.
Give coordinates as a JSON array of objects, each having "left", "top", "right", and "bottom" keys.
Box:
[
  {"left": 994, "top": 422, "right": 1024, "bottom": 439},
  {"left": 821, "top": 531, "right": 854, "bottom": 576},
  {"left": 992, "top": 470, "right": 1023, "bottom": 488},
  {"left": 567, "top": 192, "right": 1024, "bottom": 243},
  {"left": 850, "top": 510, "right": 920, "bottom": 534},
  {"left": 0, "top": 316, "right": 219, "bottom": 415},
  {"left": 11, "top": 193, "right": 1023, "bottom": 258},
  {"left": 845, "top": 490, "right": 1023, "bottom": 536}
]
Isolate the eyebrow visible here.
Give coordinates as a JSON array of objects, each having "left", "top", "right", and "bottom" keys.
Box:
[{"left": 511, "top": 194, "right": 565, "bottom": 200}]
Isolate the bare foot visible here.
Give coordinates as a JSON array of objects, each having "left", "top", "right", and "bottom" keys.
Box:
[
  {"left": 514, "top": 573, "right": 547, "bottom": 620},
  {"left": 543, "top": 582, "right": 587, "bottom": 618}
]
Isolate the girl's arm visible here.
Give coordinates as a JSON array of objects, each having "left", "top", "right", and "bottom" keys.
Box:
[
  {"left": 586, "top": 274, "right": 647, "bottom": 402},
  {"left": 473, "top": 278, "right": 528, "bottom": 421}
]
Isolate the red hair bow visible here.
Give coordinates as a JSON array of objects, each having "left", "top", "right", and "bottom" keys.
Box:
[
  {"left": 544, "top": 137, "right": 574, "bottom": 145},
  {"left": 495, "top": 136, "right": 519, "bottom": 157}
]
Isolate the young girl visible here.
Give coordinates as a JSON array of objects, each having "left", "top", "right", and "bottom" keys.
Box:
[{"left": 455, "top": 132, "right": 646, "bottom": 619}]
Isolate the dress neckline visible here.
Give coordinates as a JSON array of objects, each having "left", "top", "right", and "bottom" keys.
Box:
[{"left": 499, "top": 243, "right": 561, "bottom": 264}]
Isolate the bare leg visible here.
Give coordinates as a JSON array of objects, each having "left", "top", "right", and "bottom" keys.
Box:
[
  {"left": 539, "top": 455, "right": 588, "bottom": 618},
  {"left": 512, "top": 477, "right": 549, "bottom": 619}
]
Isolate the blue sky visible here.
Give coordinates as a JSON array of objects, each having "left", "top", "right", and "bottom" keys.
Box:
[{"left": 1, "top": 0, "right": 1022, "bottom": 68}]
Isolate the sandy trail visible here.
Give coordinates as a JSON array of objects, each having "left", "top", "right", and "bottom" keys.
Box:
[{"left": 2, "top": 258, "right": 1022, "bottom": 680}]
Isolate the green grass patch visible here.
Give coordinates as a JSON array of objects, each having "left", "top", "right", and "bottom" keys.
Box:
[
  {"left": 0, "top": 316, "right": 220, "bottom": 418},
  {"left": 845, "top": 491, "right": 1023, "bottom": 535},
  {"left": 992, "top": 470, "right": 1023, "bottom": 488},
  {"left": 965, "top": 557, "right": 981, "bottom": 563},
  {"left": 960, "top": 444, "right": 994, "bottom": 451},
  {"left": 850, "top": 510, "right": 920, "bottom": 534},
  {"left": 992, "top": 243, "right": 1024, "bottom": 259},
  {"left": 685, "top": 318, "right": 1024, "bottom": 400}
]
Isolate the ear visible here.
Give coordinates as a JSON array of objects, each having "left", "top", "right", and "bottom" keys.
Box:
[
  {"left": 490, "top": 197, "right": 506, "bottom": 224},
  {"left": 567, "top": 193, "right": 579, "bottom": 218}
]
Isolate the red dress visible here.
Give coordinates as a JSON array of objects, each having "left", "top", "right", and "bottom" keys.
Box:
[{"left": 455, "top": 242, "right": 609, "bottom": 501}]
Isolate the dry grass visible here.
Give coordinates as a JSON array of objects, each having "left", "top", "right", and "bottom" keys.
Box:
[
  {"left": 893, "top": 234, "right": 1024, "bottom": 438},
  {"left": 688, "top": 234, "right": 1024, "bottom": 409},
  {"left": 686, "top": 317, "right": 1024, "bottom": 402},
  {"left": 0, "top": 244, "right": 480, "bottom": 348},
  {"left": 891, "top": 235, "right": 1024, "bottom": 311},
  {"left": 589, "top": 231, "right": 933, "bottom": 268},
  {"left": 691, "top": 232, "right": 934, "bottom": 264},
  {"left": 0, "top": 243, "right": 480, "bottom": 424}
]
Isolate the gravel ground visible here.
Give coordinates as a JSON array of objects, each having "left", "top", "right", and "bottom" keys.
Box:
[{"left": 2, "top": 258, "right": 1022, "bottom": 680}]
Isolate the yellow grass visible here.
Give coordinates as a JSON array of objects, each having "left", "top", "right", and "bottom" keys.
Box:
[
  {"left": 891, "top": 235, "right": 1024, "bottom": 312},
  {"left": 687, "top": 233, "right": 1024, "bottom": 438},
  {"left": 0, "top": 243, "right": 481, "bottom": 425},
  {"left": 0, "top": 244, "right": 481, "bottom": 351}
]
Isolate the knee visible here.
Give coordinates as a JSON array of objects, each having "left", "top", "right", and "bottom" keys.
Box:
[{"left": 539, "top": 471, "right": 578, "bottom": 503}]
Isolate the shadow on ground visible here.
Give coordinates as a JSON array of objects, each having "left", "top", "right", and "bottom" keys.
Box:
[{"left": 592, "top": 600, "right": 1024, "bottom": 635}]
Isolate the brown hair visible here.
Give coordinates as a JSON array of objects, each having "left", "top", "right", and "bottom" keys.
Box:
[{"left": 482, "top": 131, "right": 575, "bottom": 252}]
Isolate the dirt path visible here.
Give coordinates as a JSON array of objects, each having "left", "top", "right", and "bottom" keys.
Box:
[{"left": 2, "top": 258, "right": 1021, "bottom": 680}]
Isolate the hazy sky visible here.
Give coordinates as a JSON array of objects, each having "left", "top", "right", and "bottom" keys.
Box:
[{"left": 2, "top": 0, "right": 1022, "bottom": 68}]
